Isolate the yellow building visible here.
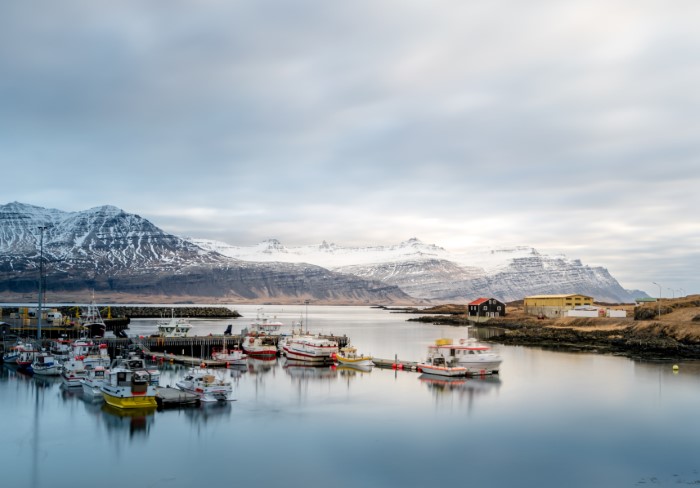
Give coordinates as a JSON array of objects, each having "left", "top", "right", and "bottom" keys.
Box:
[{"left": 524, "top": 294, "right": 594, "bottom": 318}]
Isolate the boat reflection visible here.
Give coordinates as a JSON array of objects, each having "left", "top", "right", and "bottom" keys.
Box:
[
  {"left": 182, "top": 401, "right": 233, "bottom": 427},
  {"left": 282, "top": 358, "right": 338, "bottom": 380},
  {"left": 101, "top": 403, "right": 156, "bottom": 439},
  {"left": 247, "top": 357, "right": 277, "bottom": 375},
  {"left": 335, "top": 363, "right": 373, "bottom": 374},
  {"left": 419, "top": 373, "right": 501, "bottom": 412}
]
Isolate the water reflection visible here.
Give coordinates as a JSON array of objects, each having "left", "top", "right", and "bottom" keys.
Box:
[
  {"left": 419, "top": 373, "right": 501, "bottom": 412},
  {"left": 182, "top": 401, "right": 233, "bottom": 427},
  {"left": 282, "top": 358, "right": 337, "bottom": 380},
  {"left": 101, "top": 404, "right": 155, "bottom": 439}
]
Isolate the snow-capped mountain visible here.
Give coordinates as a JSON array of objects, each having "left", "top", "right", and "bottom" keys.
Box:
[
  {"left": 192, "top": 237, "right": 640, "bottom": 303},
  {"left": 0, "top": 203, "right": 408, "bottom": 303}
]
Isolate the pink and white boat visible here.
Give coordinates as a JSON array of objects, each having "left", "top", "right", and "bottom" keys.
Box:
[{"left": 283, "top": 336, "right": 338, "bottom": 364}]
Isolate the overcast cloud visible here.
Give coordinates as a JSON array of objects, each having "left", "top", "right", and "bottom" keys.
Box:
[{"left": 1, "top": 0, "right": 698, "bottom": 296}]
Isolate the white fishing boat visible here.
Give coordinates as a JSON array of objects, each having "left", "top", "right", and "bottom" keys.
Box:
[
  {"left": 81, "top": 365, "right": 107, "bottom": 398},
  {"left": 283, "top": 336, "right": 338, "bottom": 363},
  {"left": 176, "top": 367, "right": 235, "bottom": 402},
  {"left": 70, "top": 339, "right": 111, "bottom": 369},
  {"left": 250, "top": 309, "right": 284, "bottom": 334},
  {"left": 212, "top": 347, "right": 247, "bottom": 365},
  {"left": 31, "top": 351, "right": 61, "bottom": 376},
  {"left": 100, "top": 357, "right": 158, "bottom": 409},
  {"left": 418, "top": 342, "right": 468, "bottom": 377},
  {"left": 157, "top": 309, "right": 193, "bottom": 338},
  {"left": 17, "top": 346, "right": 39, "bottom": 371},
  {"left": 335, "top": 345, "right": 373, "bottom": 367},
  {"left": 61, "top": 357, "right": 88, "bottom": 387},
  {"left": 430, "top": 334, "right": 502, "bottom": 375},
  {"left": 49, "top": 337, "right": 72, "bottom": 361}
]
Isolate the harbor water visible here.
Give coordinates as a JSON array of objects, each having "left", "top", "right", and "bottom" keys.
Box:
[{"left": 2, "top": 305, "right": 699, "bottom": 487}]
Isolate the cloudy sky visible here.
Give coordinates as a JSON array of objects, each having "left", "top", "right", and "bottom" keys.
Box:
[{"left": 1, "top": 0, "right": 698, "bottom": 296}]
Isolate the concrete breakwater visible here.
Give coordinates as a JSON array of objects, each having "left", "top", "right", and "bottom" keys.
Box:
[{"left": 55, "top": 306, "right": 243, "bottom": 319}]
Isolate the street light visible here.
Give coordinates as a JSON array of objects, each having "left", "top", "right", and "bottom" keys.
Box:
[
  {"left": 652, "top": 281, "right": 662, "bottom": 319},
  {"left": 37, "top": 225, "right": 47, "bottom": 340}
]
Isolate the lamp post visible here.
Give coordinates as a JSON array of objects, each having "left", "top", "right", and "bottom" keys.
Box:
[
  {"left": 652, "top": 281, "right": 662, "bottom": 319},
  {"left": 304, "top": 299, "right": 310, "bottom": 334},
  {"left": 37, "top": 226, "right": 47, "bottom": 340}
]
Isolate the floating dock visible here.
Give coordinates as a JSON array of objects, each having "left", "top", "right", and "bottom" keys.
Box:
[{"left": 372, "top": 358, "right": 420, "bottom": 371}]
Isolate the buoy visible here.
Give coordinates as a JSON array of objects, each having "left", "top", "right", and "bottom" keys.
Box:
[
  {"left": 226, "top": 362, "right": 230, "bottom": 368},
  {"left": 201, "top": 362, "right": 206, "bottom": 368},
  {"left": 673, "top": 364, "right": 679, "bottom": 371},
  {"left": 392, "top": 363, "right": 397, "bottom": 370}
]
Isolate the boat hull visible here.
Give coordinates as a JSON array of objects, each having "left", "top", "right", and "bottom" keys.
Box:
[
  {"left": 417, "top": 363, "right": 468, "bottom": 377},
  {"left": 336, "top": 356, "right": 374, "bottom": 367},
  {"left": 101, "top": 390, "right": 157, "bottom": 409}
]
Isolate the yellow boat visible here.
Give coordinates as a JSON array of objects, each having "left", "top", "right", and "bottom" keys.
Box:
[
  {"left": 100, "top": 359, "right": 158, "bottom": 409},
  {"left": 335, "top": 346, "right": 374, "bottom": 367}
]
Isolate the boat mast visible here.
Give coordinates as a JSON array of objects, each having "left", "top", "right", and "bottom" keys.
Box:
[{"left": 37, "top": 225, "right": 47, "bottom": 340}]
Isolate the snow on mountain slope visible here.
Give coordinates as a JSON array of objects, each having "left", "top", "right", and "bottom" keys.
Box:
[
  {"left": 0, "top": 202, "right": 410, "bottom": 303},
  {"left": 192, "top": 237, "right": 638, "bottom": 303}
]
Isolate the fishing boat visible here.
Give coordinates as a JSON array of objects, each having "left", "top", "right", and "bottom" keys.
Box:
[
  {"left": 249, "top": 309, "right": 284, "bottom": 334},
  {"left": 100, "top": 358, "right": 158, "bottom": 409},
  {"left": 70, "top": 339, "right": 111, "bottom": 369},
  {"left": 283, "top": 336, "right": 338, "bottom": 364},
  {"left": 2, "top": 340, "right": 26, "bottom": 364},
  {"left": 31, "top": 351, "right": 61, "bottom": 376},
  {"left": 61, "top": 357, "right": 88, "bottom": 387},
  {"left": 242, "top": 334, "right": 278, "bottom": 359},
  {"left": 80, "top": 300, "right": 107, "bottom": 338},
  {"left": 430, "top": 334, "right": 502, "bottom": 375},
  {"left": 176, "top": 367, "right": 235, "bottom": 402},
  {"left": 81, "top": 365, "right": 107, "bottom": 398},
  {"left": 17, "top": 345, "right": 39, "bottom": 371},
  {"left": 335, "top": 345, "right": 373, "bottom": 367},
  {"left": 212, "top": 346, "right": 247, "bottom": 365},
  {"left": 156, "top": 309, "right": 192, "bottom": 338},
  {"left": 418, "top": 343, "right": 468, "bottom": 377},
  {"left": 50, "top": 337, "right": 72, "bottom": 361}
]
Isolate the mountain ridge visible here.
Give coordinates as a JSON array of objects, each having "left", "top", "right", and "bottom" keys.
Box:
[{"left": 0, "top": 202, "right": 409, "bottom": 304}]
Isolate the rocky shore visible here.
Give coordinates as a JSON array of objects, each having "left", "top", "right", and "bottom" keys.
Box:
[{"left": 404, "top": 296, "right": 700, "bottom": 361}]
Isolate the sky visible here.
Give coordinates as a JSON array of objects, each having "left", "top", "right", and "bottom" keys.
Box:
[{"left": 1, "top": 0, "right": 699, "bottom": 297}]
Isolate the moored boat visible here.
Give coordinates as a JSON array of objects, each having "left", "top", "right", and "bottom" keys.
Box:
[
  {"left": 31, "top": 351, "right": 61, "bottom": 376},
  {"left": 100, "top": 358, "right": 158, "bottom": 409},
  {"left": 418, "top": 343, "right": 468, "bottom": 377},
  {"left": 430, "top": 334, "right": 502, "bottom": 375},
  {"left": 212, "top": 347, "right": 247, "bottom": 365},
  {"left": 81, "top": 365, "right": 107, "bottom": 398},
  {"left": 242, "top": 334, "right": 278, "bottom": 359},
  {"left": 61, "top": 357, "right": 88, "bottom": 387},
  {"left": 335, "top": 345, "right": 373, "bottom": 367},
  {"left": 2, "top": 340, "right": 26, "bottom": 364},
  {"left": 156, "top": 309, "right": 193, "bottom": 338},
  {"left": 17, "top": 346, "right": 39, "bottom": 371},
  {"left": 176, "top": 367, "right": 235, "bottom": 402},
  {"left": 283, "top": 336, "right": 338, "bottom": 363}
]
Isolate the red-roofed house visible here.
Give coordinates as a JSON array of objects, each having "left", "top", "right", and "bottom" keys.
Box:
[{"left": 468, "top": 298, "right": 506, "bottom": 319}]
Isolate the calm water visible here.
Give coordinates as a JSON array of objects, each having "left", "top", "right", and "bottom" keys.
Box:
[{"left": 2, "top": 305, "right": 700, "bottom": 488}]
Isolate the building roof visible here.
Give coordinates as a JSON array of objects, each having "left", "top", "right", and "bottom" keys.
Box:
[
  {"left": 525, "top": 294, "right": 593, "bottom": 299},
  {"left": 469, "top": 298, "right": 490, "bottom": 306}
]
